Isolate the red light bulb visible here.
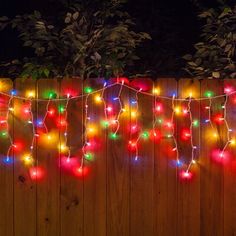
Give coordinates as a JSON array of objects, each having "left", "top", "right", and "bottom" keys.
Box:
[
  {"left": 181, "top": 128, "right": 191, "bottom": 141},
  {"left": 128, "top": 140, "right": 137, "bottom": 151},
  {"left": 29, "top": 167, "right": 44, "bottom": 180},
  {"left": 213, "top": 114, "right": 224, "bottom": 124},
  {"left": 180, "top": 170, "right": 193, "bottom": 180},
  {"left": 73, "top": 166, "right": 89, "bottom": 177},
  {"left": 154, "top": 102, "right": 163, "bottom": 113},
  {"left": 48, "top": 108, "right": 55, "bottom": 117}
]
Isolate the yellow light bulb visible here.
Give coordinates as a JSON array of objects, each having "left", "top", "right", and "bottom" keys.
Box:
[
  {"left": 131, "top": 111, "right": 137, "bottom": 118},
  {"left": 26, "top": 90, "right": 35, "bottom": 98},
  {"left": 87, "top": 124, "right": 97, "bottom": 136},
  {"left": 22, "top": 154, "right": 34, "bottom": 165},
  {"left": 94, "top": 95, "right": 102, "bottom": 103},
  {"left": 230, "top": 138, "right": 236, "bottom": 145},
  {"left": 152, "top": 87, "right": 160, "bottom": 95},
  {"left": 58, "top": 143, "right": 68, "bottom": 152},
  {"left": 174, "top": 106, "right": 181, "bottom": 115}
]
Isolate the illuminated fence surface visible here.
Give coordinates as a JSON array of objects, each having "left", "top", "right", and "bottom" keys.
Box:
[{"left": 0, "top": 77, "right": 236, "bottom": 236}]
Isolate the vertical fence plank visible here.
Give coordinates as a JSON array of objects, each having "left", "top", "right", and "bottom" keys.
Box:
[
  {"left": 0, "top": 78, "right": 14, "bottom": 236},
  {"left": 130, "top": 78, "right": 154, "bottom": 236},
  {"left": 83, "top": 78, "right": 107, "bottom": 236},
  {"left": 37, "top": 79, "right": 60, "bottom": 236},
  {"left": 60, "top": 78, "right": 84, "bottom": 236},
  {"left": 106, "top": 79, "right": 130, "bottom": 236},
  {"left": 223, "top": 79, "right": 236, "bottom": 236},
  {"left": 153, "top": 78, "right": 178, "bottom": 236},
  {"left": 200, "top": 79, "right": 225, "bottom": 236},
  {"left": 14, "top": 78, "right": 37, "bottom": 236},
  {"left": 177, "top": 79, "right": 200, "bottom": 236}
]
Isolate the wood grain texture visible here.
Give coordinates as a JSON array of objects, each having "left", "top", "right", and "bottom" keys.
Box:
[
  {"left": 106, "top": 79, "right": 130, "bottom": 236},
  {"left": 153, "top": 78, "right": 178, "bottom": 236},
  {"left": 177, "top": 79, "right": 200, "bottom": 236},
  {"left": 0, "top": 78, "right": 235, "bottom": 236},
  {"left": 223, "top": 79, "right": 236, "bottom": 236},
  {"left": 130, "top": 78, "right": 154, "bottom": 236},
  {"left": 83, "top": 78, "right": 107, "bottom": 236},
  {"left": 37, "top": 79, "right": 60, "bottom": 236},
  {"left": 0, "top": 79, "right": 14, "bottom": 236},
  {"left": 200, "top": 79, "right": 225, "bottom": 236},
  {"left": 60, "top": 78, "right": 84, "bottom": 236},
  {"left": 14, "top": 78, "right": 37, "bottom": 236}
]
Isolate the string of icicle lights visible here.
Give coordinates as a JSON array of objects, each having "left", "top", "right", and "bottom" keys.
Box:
[{"left": 0, "top": 79, "right": 236, "bottom": 181}]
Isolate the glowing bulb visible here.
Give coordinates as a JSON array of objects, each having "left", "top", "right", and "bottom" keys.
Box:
[
  {"left": 152, "top": 87, "right": 160, "bottom": 95},
  {"left": 224, "top": 86, "right": 233, "bottom": 94},
  {"left": 58, "top": 143, "right": 68, "bottom": 152},
  {"left": 84, "top": 87, "right": 93, "bottom": 93},
  {"left": 94, "top": 95, "right": 102, "bottom": 103},
  {"left": 0, "top": 131, "right": 8, "bottom": 137},
  {"left": 23, "top": 108, "right": 30, "bottom": 114},
  {"left": 174, "top": 106, "right": 181, "bottom": 115},
  {"left": 26, "top": 90, "right": 35, "bottom": 98},
  {"left": 84, "top": 153, "right": 93, "bottom": 161},
  {"left": 230, "top": 138, "right": 236, "bottom": 145},
  {"left": 128, "top": 140, "right": 137, "bottom": 151},
  {"left": 165, "top": 121, "right": 173, "bottom": 129},
  {"left": 101, "top": 120, "right": 109, "bottom": 128},
  {"left": 22, "top": 154, "right": 34, "bottom": 165},
  {"left": 193, "top": 120, "right": 199, "bottom": 127},
  {"left": 180, "top": 170, "right": 193, "bottom": 180},
  {"left": 154, "top": 103, "right": 163, "bottom": 113},
  {"left": 106, "top": 106, "right": 113, "bottom": 113},
  {"left": 109, "top": 133, "right": 118, "bottom": 140},
  {"left": 131, "top": 111, "right": 137, "bottom": 118},
  {"left": 29, "top": 167, "right": 44, "bottom": 180},
  {"left": 58, "top": 105, "right": 65, "bottom": 113},
  {"left": 141, "top": 131, "right": 149, "bottom": 139}
]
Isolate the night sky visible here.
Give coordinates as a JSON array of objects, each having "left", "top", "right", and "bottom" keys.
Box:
[{"left": 0, "top": 0, "right": 223, "bottom": 76}]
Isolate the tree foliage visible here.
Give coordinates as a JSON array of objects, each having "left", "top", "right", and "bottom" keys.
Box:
[
  {"left": 0, "top": 0, "right": 150, "bottom": 79},
  {"left": 184, "top": 4, "right": 236, "bottom": 79}
]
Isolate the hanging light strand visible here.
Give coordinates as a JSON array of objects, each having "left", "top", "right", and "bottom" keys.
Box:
[
  {"left": 171, "top": 94, "right": 179, "bottom": 164},
  {"left": 113, "top": 80, "right": 125, "bottom": 135},
  {"left": 5, "top": 95, "right": 14, "bottom": 162},
  {"left": 63, "top": 95, "right": 71, "bottom": 160},
  {"left": 220, "top": 94, "right": 232, "bottom": 158},
  {"left": 42, "top": 99, "right": 51, "bottom": 133},
  {"left": 81, "top": 94, "right": 90, "bottom": 169},
  {"left": 28, "top": 100, "right": 37, "bottom": 159},
  {"left": 133, "top": 88, "right": 142, "bottom": 161},
  {"left": 186, "top": 96, "right": 197, "bottom": 172}
]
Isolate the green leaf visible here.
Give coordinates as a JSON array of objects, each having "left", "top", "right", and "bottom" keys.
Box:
[
  {"left": 44, "top": 68, "right": 50, "bottom": 77},
  {"left": 212, "top": 71, "right": 220, "bottom": 78}
]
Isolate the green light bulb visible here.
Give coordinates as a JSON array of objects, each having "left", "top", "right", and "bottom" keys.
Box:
[
  {"left": 58, "top": 105, "right": 65, "bottom": 113},
  {"left": 109, "top": 133, "right": 118, "bottom": 140},
  {"left": 142, "top": 131, "right": 149, "bottom": 139},
  {"left": 84, "top": 87, "right": 93, "bottom": 93},
  {"left": 101, "top": 120, "right": 109, "bottom": 128},
  {"left": 0, "top": 131, "right": 7, "bottom": 137},
  {"left": 193, "top": 119, "right": 199, "bottom": 127},
  {"left": 84, "top": 153, "right": 93, "bottom": 161},
  {"left": 205, "top": 91, "right": 214, "bottom": 98}
]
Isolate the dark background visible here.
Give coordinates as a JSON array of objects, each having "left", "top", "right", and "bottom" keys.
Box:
[{"left": 0, "top": 0, "right": 224, "bottom": 76}]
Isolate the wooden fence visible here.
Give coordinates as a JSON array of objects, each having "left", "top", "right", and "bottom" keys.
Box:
[{"left": 0, "top": 77, "right": 236, "bottom": 236}]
